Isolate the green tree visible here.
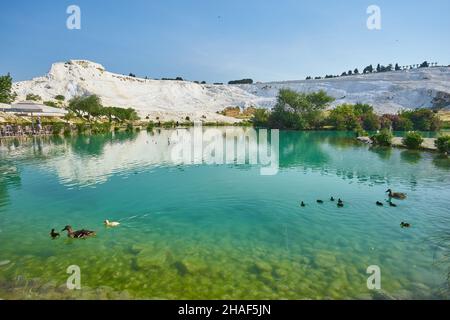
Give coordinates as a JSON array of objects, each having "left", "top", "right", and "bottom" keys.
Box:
[
  {"left": 328, "top": 104, "right": 360, "bottom": 130},
  {"left": 252, "top": 108, "right": 269, "bottom": 127},
  {"left": 363, "top": 65, "right": 373, "bottom": 74},
  {"left": 399, "top": 109, "right": 441, "bottom": 131},
  {"left": 267, "top": 89, "right": 333, "bottom": 130},
  {"left": 0, "top": 73, "right": 15, "bottom": 103},
  {"left": 26, "top": 93, "right": 42, "bottom": 101},
  {"left": 362, "top": 112, "right": 381, "bottom": 131},
  {"left": 68, "top": 95, "right": 103, "bottom": 121},
  {"left": 395, "top": 116, "right": 414, "bottom": 131}
]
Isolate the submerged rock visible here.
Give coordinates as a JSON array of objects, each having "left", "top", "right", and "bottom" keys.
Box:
[
  {"left": 135, "top": 249, "right": 167, "bottom": 269},
  {"left": 251, "top": 261, "right": 273, "bottom": 274}
]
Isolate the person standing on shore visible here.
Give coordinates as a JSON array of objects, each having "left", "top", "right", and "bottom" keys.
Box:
[{"left": 37, "top": 117, "right": 42, "bottom": 133}]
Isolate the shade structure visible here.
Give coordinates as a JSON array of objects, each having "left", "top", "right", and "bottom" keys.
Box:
[
  {"left": 0, "top": 103, "right": 12, "bottom": 111},
  {"left": 10, "top": 101, "right": 44, "bottom": 113}
]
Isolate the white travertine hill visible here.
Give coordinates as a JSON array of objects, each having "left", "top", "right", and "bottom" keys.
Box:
[
  {"left": 12, "top": 60, "right": 264, "bottom": 122},
  {"left": 237, "top": 66, "right": 450, "bottom": 113},
  {"left": 12, "top": 60, "right": 450, "bottom": 120}
]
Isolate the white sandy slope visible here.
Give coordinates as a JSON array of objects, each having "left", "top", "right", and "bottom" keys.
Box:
[{"left": 12, "top": 60, "right": 450, "bottom": 120}]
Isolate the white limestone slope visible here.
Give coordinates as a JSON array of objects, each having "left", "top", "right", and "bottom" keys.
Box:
[
  {"left": 12, "top": 60, "right": 263, "bottom": 122},
  {"left": 237, "top": 67, "right": 450, "bottom": 114},
  {"left": 12, "top": 60, "right": 450, "bottom": 120}
]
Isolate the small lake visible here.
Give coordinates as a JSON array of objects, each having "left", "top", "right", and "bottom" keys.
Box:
[{"left": 0, "top": 128, "right": 449, "bottom": 299}]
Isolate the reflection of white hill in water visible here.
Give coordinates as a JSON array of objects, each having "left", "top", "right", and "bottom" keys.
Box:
[
  {"left": 2, "top": 130, "right": 449, "bottom": 187},
  {"left": 47, "top": 127, "right": 273, "bottom": 186},
  {"left": 49, "top": 131, "right": 179, "bottom": 186}
]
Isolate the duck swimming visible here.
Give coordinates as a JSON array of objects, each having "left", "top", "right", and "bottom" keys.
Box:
[
  {"left": 317, "top": 200, "right": 324, "bottom": 204},
  {"left": 386, "top": 189, "right": 407, "bottom": 200},
  {"left": 104, "top": 220, "right": 120, "bottom": 227},
  {"left": 376, "top": 201, "right": 384, "bottom": 206},
  {"left": 337, "top": 199, "right": 344, "bottom": 207},
  {"left": 300, "top": 201, "right": 306, "bottom": 207},
  {"left": 330, "top": 197, "right": 335, "bottom": 202},
  {"left": 50, "top": 229, "right": 60, "bottom": 239},
  {"left": 400, "top": 222, "right": 411, "bottom": 228},
  {"left": 62, "top": 225, "right": 96, "bottom": 239}
]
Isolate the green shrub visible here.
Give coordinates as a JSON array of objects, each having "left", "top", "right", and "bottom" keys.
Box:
[
  {"left": 52, "top": 122, "right": 64, "bottom": 135},
  {"left": 252, "top": 108, "right": 269, "bottom": 127},
  {"left": 91, "top": 123, "right": 111, "bottom": 134},
  {"left": 146, "top": 121, "right": 155, "bottom": 132},
  {"left": 355, "top": 126, "right": 368, "bottom": 137},
  {"left": 55, "top": 95, "right": 65, "bottom": 101},
  {"left": 402, "top": 131, "right": 424, "bottom": 149},
  {"left": 63, "top": 126, "right": 72, "bottom": 137},
  {"left": 435, "top": 135, "right": 450, "bottom": 153},
  {"left": 372, "top": 129, "right": 393, "bottom": 146},
  {"left": 126, "top": 123, "right": 134, "bottom": 132},
  {"left": 76, "top": 123, "right": 87, "bottom": 134},
  {"left": 162, "top": 121, "right": 175, "bottom": 128},
  {"left": 44, "top": 101, "right": 58, "bottom": 107},
  {"left": 26, "top": 93, "right": 42, "bottom": 101}
]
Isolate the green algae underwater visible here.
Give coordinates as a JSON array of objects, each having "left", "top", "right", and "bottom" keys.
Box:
[{"left": 0, "top": 128, "right": 449, "bottom": 300}]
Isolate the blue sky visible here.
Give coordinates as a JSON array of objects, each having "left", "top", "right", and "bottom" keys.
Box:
[{"left": 1, "top": 0, "right": 449, "bottom": 82}]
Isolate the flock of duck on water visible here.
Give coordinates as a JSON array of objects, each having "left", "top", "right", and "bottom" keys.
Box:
[
  {"left": 300, "top": 189, "right": 411, "bottom": 228},
  {"left": 49, "top": 220, "right": 120, "bottom": 240},
  {"left": 49, "top": 189, "right": 410, "bottom": 240}
]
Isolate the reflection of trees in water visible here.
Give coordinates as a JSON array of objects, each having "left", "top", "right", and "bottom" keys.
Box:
[
  {"left": 325, "top": 132, "right": 359, "bottom": 149},
  {"left": 368, "top": 146, "right": 392, "bottom": 161},
  {"left": 279, "top": 131, "right": 331, "bottom": 169},
  {"left": 0, "top": 162, "right": 21, "bottom": 209},
  {"left": 69, "top": 132, "right": 138, "bottom": 157},
  {"left": 400, "top": 150, "right": 422, "bottom": 165},
  {"left": 432, "top": 155, "right": 450, "bottom": 171}
]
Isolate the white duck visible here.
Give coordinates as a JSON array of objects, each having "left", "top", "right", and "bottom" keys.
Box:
[{"left": 104, "top": 220, "right": 120, "bottom": 227}]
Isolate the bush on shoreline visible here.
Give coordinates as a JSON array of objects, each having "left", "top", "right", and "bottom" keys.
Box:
[
  {"left": 250, "top": 90, "right": 442, "bottom": 133},
  {"left": 372, "top": 129, "right": 393, "bottom": 146},
  {"left": 402, "top": 131, "right": 424, "bottom": 149},
  {"left": 435, "top": 135, "right": 450, "bottom": 154}
]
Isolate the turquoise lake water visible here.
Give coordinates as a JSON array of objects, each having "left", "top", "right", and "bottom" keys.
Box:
[{"left": 0, "top": 128, "right": 449, "bottom": 299}]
